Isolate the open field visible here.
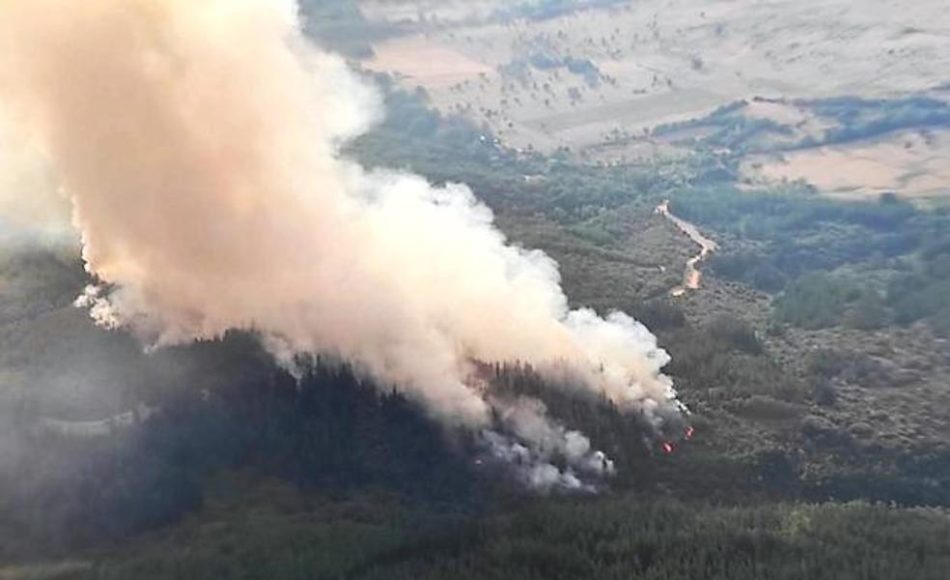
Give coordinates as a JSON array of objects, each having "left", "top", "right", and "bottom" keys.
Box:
[
  {"left": 357, "top": 0, "right": 950, "bottom": 201},
  {"left": 742, "top": 129, "right": 950, "bottom": 202},
  {"left": 361, "top": 0, "right": 950, "bottom": 156}
]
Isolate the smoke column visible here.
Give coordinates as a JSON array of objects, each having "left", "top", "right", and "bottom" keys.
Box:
[{"left": 0, "top": 0, "right": 683, "bottom": 488}]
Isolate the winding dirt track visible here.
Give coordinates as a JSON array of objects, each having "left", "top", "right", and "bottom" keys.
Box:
[{"left": 655, "top": 200, "right": 719, "bottom": 297}]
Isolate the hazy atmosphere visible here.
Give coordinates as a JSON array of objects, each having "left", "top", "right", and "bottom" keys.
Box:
[{"left": 0, "top": 1, "right": 948, "bottom": 578}]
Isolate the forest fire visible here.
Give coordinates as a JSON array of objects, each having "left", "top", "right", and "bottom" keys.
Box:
[{"left": 660, "top": 426, "right": 695, "bottom": 455}]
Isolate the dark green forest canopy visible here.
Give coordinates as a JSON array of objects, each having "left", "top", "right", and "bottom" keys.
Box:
[
  {"left": 2, "top": 9, "right": 950, "bottom": 575},
  {"left": 58, "top": 486, "right": 950, "bottom": 580}
]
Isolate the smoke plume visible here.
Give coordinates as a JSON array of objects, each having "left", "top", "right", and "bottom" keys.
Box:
[{"left": 0, "top": 0, "right": 683, "bottom": 488}]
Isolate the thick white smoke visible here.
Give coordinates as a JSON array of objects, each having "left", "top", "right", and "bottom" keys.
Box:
[
  {"left": 0, "top": 0, "right": 683, "bottom": 488},
  {"left": 482, "top": 397, "right": 615, "bottom": 492}
]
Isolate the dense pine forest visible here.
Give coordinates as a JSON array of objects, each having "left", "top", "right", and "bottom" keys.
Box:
[
  {"left": 2, "top": 82, "right": 948, "bottom": 577},
  {"left": 1, "top": 1, "right": 949, "bottom": 578}
]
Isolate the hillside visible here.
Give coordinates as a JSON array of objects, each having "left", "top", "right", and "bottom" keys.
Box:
[{"left": 0, "top": 1, "right": 949, "bottom": 578}]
